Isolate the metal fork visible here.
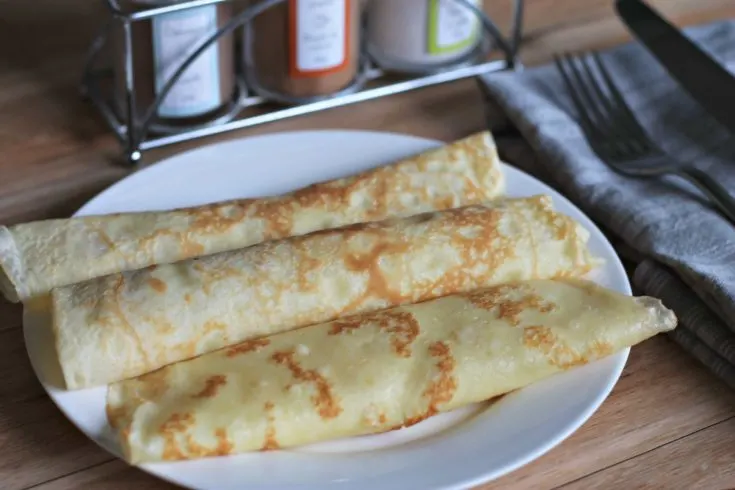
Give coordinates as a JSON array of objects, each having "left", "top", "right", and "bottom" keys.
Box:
[{"left": 554, "top": 52, "right": 735, "bottom": 225}]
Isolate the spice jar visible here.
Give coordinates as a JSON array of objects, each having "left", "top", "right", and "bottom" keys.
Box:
[
  {"left": 113, "top": 0, "right": 237, "bottom": 128},
  {"left": 245, "top": 0, "right": 361, "bottom": 101},
  {"left": 366, "top": 0, "right": 483, "bottom": 72}
]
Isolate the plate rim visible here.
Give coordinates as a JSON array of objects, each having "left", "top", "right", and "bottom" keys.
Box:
[{"left": 24, "top": 129, "right": 631, "bottom": 490}]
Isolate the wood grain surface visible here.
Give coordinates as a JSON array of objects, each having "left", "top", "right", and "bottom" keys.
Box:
[{"left": 1, "top": 1, "right": 734, "bottom": 489}]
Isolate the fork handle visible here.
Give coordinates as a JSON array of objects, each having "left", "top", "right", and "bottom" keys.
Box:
[{"left": 677, "top": 167, "right": 735, "bottom": 225}]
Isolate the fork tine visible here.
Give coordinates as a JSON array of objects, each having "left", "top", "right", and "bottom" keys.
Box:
[
  {"left": 559, "top": 54, "right": 635, "bottom": 158},
  {"left": 591, "top": 53, "right": 654, "bottom": 150},
  {"left": 575, "top": 54, "right": 631, "bottom": 144},
  {"left": 563, "top": 55, "right": 623, "bottom": 140},
  {"left": 554, "top": 55, "right": 600, "bottom": 140}
]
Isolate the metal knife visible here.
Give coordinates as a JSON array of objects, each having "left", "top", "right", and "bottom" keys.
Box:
[{"left": 615, "top": 0, "right": 735, "bottom": 133}]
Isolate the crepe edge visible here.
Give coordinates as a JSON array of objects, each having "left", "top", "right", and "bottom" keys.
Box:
[
  {"left": 49, "top": 290, "right": 77, "bottom": 391},
  {"left": 477, "top": 130, "right": 507, "bottom": 196},
  {"left": 0, "top": 226, "right": 25, "bottom": 303},
  {"left": 51, "top": 287, "right": 120, "bottom": 391},
  {"left": 635, "top": 295, "right": 679, "bottom": 334}
]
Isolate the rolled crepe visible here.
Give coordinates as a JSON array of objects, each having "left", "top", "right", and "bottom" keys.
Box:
[
  {"left": 106, "top": 279, "right": 677, "bottom": 464},
  {"left": 53, "top": 195, "right": 599, "bottom": 389},
  {"left": 0, "top": 131, "right": 504, "bottom": 303}
]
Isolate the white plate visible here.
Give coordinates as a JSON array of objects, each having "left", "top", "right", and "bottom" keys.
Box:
[{"left": 24, "top": 130, "right": 630, "bottom": 490}]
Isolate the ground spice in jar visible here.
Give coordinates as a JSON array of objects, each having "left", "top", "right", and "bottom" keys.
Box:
[
  {"left": 366, "top": 0, "right": 482, "bottom": 72},
  {"left": 246, "top": 0, "right": 361, "bottom": 100},
  {"left": 113, "top": 0, "right": 236, "bottom": 127}
]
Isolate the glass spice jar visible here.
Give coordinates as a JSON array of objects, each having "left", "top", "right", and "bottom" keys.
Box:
[
  {"left": 245, "top": 0, "right": 362, "bottom": 101},
  {"left": 366, "top": 0, "right": 483, "bottom": 73},
  {"left": 113, "top": 0, "right": 237, "bottom": 128}
]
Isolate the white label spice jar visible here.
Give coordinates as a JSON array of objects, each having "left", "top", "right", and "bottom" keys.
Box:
[
  {"left": 151, "top": 5, "right": 223, "bottom": 117},
  {"left": 113, "top": 0, "right": 236, "bottom": 125},
  {"left": 366, "top": 0, "right": 482, "bottom": 72}
]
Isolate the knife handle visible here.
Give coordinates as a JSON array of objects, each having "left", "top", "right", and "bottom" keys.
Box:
[{"left": 678, "top": 167, "right": 735, "bottom": 225}]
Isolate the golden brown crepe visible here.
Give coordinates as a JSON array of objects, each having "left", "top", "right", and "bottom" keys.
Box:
[
  {"left": 0, "top": 131, "right": 504, "bottom": 303},
  {"left": 53, "top": 195, "right": 599, "bottom": 389},
  {"left": 106, "top": 279, "right": 677, "bottom": 464}
]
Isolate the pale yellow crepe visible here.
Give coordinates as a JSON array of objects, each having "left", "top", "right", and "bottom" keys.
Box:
[
  {"left": 106, "top": 279, "right": 677, "bottom": 464},
  {"left": 0, "top": 131, "right": 504, "bottom": 303},
  {"left": 53, "top": 195, "right": 599, "bottom": 389}
]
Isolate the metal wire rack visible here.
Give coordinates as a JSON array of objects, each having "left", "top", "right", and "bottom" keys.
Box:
[{"left": 81, "top": 0, "right": 525, "bottom": 164}]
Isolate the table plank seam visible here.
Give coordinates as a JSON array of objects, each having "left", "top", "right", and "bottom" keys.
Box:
[
  {"left": 522, "top": 11, "right": 612, "bottom": 44},
  {"left": 22, "top": 457, "right": 116, "bottom": 490},
  {"left": 551, "top": 414, "right": 735, "bottom": 489}
]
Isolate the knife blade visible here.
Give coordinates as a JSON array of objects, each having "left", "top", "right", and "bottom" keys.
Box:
[{"left": 615, "top": 0, "right": 735, "bottom": 133}]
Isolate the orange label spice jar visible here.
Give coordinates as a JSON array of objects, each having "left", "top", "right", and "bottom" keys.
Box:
[{"left": 247, "top": 0, "right": 361, "bottom": 100}]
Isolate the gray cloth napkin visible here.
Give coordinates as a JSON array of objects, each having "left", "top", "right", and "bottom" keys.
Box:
[{"left": 479, "top": 20, "right": 735, "bottom": 389}]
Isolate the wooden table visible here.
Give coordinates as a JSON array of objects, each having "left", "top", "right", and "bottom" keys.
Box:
[{"left": 2, "top": 1, "right": 735, "bottom": 489}]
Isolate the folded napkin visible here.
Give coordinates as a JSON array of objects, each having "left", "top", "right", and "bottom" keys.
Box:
[{"left": 480, "top": 20, "right": 735, "bottom": 389}]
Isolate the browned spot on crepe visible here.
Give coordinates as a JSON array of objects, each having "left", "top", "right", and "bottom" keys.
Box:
[
  {"left": 553, "top": 270, "right": 575, "bottom": 279},
  {"left": 292, "top": 238, "right": 321, "bottom": 292},
  {"left": 387, "top": 414, "right": 430, "bottom": 431},
  {"left": 183, "top": 428, "right": 234, "bottom": 459},
  {"left": 262, "top": 401, "right": 279, "bottom": 451},
  {"left": 204, "top": 320, "right": 228, "bottom": 335},
  {"left": 590, "top": 340, "right": 614, "bottom": 359},
  {"left": 159, "top": 412, "right": 195, "bottom": 461},
  {"left": 271, "top": 349, "right": 342, "bottom": 419},
  {"left": 190, "top": 202, "right": 248, "bottom": 234},
  {"left": 96, "top": 275, "right": 151, "bottom": 371},
  {"left": 135, "top": 367, "right": 170, "bottom": 400},
  {"left": 184, "top": 293, "right": 192, "bottom": 304},
  {"left": 106, "top": 403, "right": 129, "bottom": 430},
  {"left": 288, "top": 171, "right": 390, "bottom": 223},
  {"left": 181, "top": 240, "right": 206, "bottom": 257},
  {"left": 192, "top": 375, "right": 227, "bottom": 399},
  {"left": 213, "top": 428, "right": 234, "bottom": 456},
  {"left": 148, "top": 277, "right": 167, "bottom": 293},
  {"left": 251, "top": 200, "right": 294, "bottom": 239},
  {"left": 327, "top": 315, "right": 364, "bottom": 336},
  {"left": 401, "top": 206, "right": 517, "bottom": 302},
  {"left": 329, "top": 310, "right": 420, "bottom": 358},
  {"left": 549, "top": 213, "right": 574, "bottom": 240},
  {"left": 161, "top": 412, "right": 194, "bottom": 433},
  {"left": 158, "top": 413, "right": 235, "bottom": 460},
  {"left": 550, "top": 346, "right": 589, "bottom": 369},
  {"left": 151, "top": 318, "right": 175, "bottom": 336},
  {"left": 424, "top": 341, "right": 457, "bottom": 413},
  {"left": 138, "top": 227, "right": 204, "bottom": 260},
  {"left": 225, "top": 338, "right": 270, "bottom": 357},
  {"left": 397, "top": 391, "right": 505, "bottom": 432},
  {"left": 193, "top": 262, "right": 244, "bottom": 294},
  {"left": 466, "top": 284, "right": 556, "bottom": 326},
  {"left": 523, "top": 325, "right": 556, "bottom": 351},
  {"left": 343, "top": 240, "right": 412, "bottom": 310},
  {"left": 173, "top": 341, "right": 197, "bottom": 360},
  {"left": 361, "top": 404, "right": 389, "bottom": 428},
  {"left": 394, "top": 341, "right": 457, "bottom": 430},
  {"left": 88, "top": 224, "right": 135, "bottom": 264},
  {"left": 523, "top": 325, "right": 604, "bottom": 369}
]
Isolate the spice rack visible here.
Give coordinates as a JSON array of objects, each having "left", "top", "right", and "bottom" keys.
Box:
[{"left": 82, "top": 0, "right": 525, "bottom": 164}]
